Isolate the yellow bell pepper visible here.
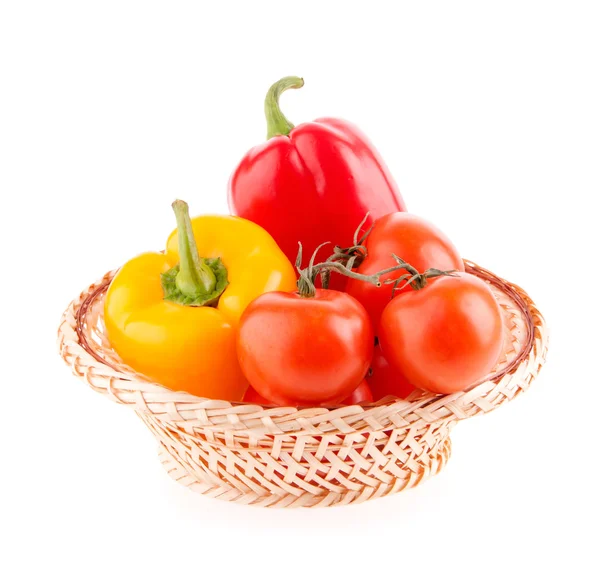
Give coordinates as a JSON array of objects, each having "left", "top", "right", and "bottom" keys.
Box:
[{"left": 104, "top": 200, "right": 297, "bottom": 400}]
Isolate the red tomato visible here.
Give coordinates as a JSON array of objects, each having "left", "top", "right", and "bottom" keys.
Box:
[
  {"left": 237, "top": 289, "right": 374, "bottom": 406},
  {"left": 243, "top": 379, "right": 373, "bottom": 406},
  {"left": 346, "top": 213, "right": 464, "bottom": 332},
  {"left": 368, "top": 345, "right": 415, "bottom": 400},
  {"left": 379, "top": 272, "right": 503, "bottom": 394},
  {"left": 242, "top": 386, "right": 272, "bottom": 405},
  {"left": 341, "top": 379, "right": 373, "bottom": 405}
]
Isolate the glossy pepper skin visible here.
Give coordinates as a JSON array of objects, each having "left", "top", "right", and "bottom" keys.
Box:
[
  {"left": 228, "top": 76, "right": 406, "bottom": 288},
  {"left": 104, "top": 203, "right": 296, "bottom": 401}
]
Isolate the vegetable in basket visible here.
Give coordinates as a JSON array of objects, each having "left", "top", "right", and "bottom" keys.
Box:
[
  {"left": 327, "top": 212, "right": 502, "bottom": 395},
  {"left": 344, "top": 212, "right": 464, "bottom": 332},
  {"left": 236, "top": 245, "right": 386, "bottom": 406},
  {"left": 379, "top": 269, "right": 504, "bottom": 394},
  {"left": 368, "top": 344, "right": 415, "bottom": 401},
  {"left": 104, "top": 200, "right": 297, "bottom": 400},
  {"left": 228, "top": 75, "right": 406, "bottom": 289},
  {"left": 243, "top": 378, "right": 373, "bottom": 406},
  {"left": 342, "top": 379, "right": 373, "bottom": 405}
]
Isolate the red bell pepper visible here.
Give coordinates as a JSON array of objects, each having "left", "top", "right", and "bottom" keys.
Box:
[{"left": 228, "top": 76, "right": 406, "bottom": 287}]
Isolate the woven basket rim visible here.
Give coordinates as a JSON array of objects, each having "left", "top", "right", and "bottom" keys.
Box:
[
  {"left": 57, "top": 259, "right": 547, "bottom": 504},
  {"left": 65, "top": 259, "right": 541, "bottom": 417}
]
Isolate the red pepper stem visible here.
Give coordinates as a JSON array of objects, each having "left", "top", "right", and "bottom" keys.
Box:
[
  {"left": 172, "top": 200, "right": 216, "bottom": 297},
  {"left": 264, "top": 76, "right": 304, "bottom": 140}
]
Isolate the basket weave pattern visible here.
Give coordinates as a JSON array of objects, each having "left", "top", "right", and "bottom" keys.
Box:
[{"left": 57, "top": 261, "right": 547, "bottom": 508}]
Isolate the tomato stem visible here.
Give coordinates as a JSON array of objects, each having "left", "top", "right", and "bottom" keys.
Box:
[
  {"left": 296, "top": 242, "right": 381, "bottom": 298},
  {"left": 296, "top": 218, "right": 459, "bottom": 298},
  {"left": 264, "top": 76, "right": 304, "bottom": 140},
  {"left": 321, "top": 213, "right": 372, "bottom": 289},
  {"left": 387, "top": 254, "right": 459, "bottom": 294},
  {"left": 319, "top": 215, "right": 458, "bottom": 294}
]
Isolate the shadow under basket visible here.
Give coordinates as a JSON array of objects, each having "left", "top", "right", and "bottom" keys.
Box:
[{"left": 57, "top": 260, "right": 548, "bottom": 508}]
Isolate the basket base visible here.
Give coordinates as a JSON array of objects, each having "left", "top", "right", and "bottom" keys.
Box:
[{"left": 157, "top": 437, "right": 452, "bottom": 508}]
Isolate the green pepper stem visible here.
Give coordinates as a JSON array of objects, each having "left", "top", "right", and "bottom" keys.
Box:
[
  {"left": 264, "top": 76, "right": 304, "bottom": 140},
  {"left": 171, "top": 200, "right": 216, "bottom": 297}
]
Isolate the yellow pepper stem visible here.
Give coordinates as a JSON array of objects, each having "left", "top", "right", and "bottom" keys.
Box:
[{"left": 172, "top": 200, "right": 217, "bottom": 297}]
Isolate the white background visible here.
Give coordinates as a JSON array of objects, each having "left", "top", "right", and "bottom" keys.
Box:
[{"left": 1, "top": 1, "right": 598, "bottom": 561}]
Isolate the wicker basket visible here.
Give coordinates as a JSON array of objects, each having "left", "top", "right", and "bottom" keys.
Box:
[{"left": 57, "top": 260, "right": 547, "bottom": 508}]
